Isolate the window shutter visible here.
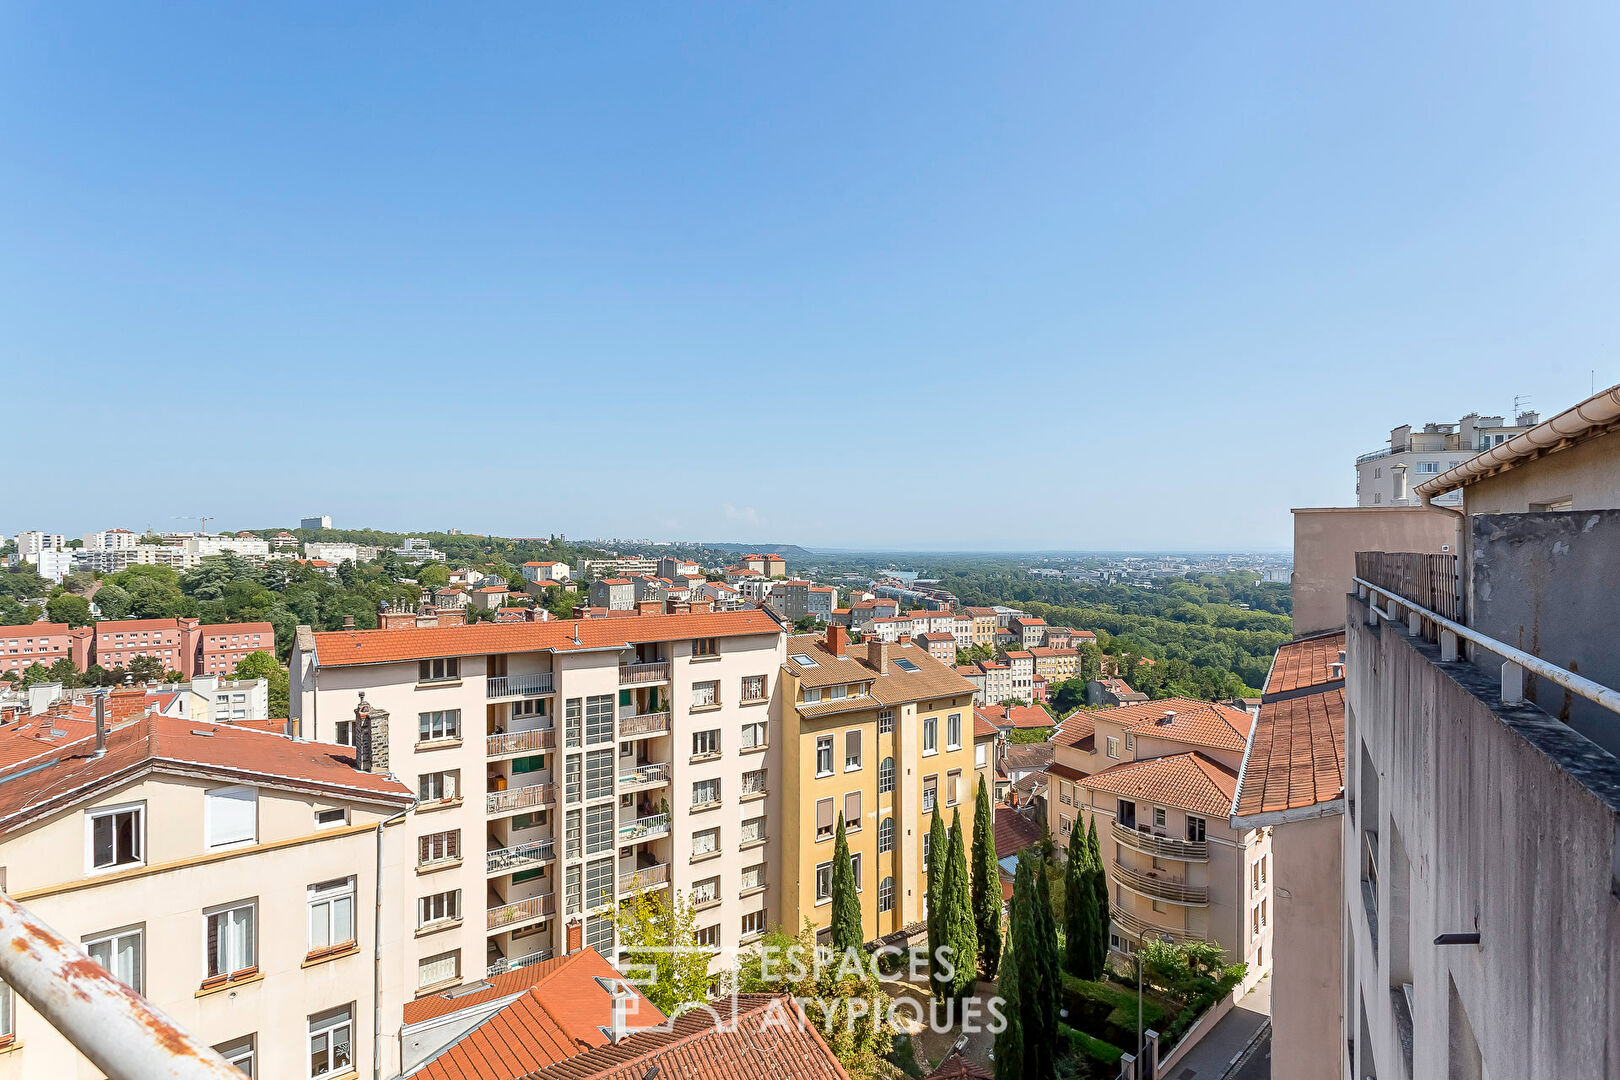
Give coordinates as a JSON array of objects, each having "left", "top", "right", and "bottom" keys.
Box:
[
  {"left": 845, "top": 790, "right": 861, "bottom": 827},
  {"left": 816, "top": 798, "right": 834, "bottom": 833},
  {"left": 847, "top": 730, "right": 860, "bottom": 763},
  {"left": 207, "top": 787, "right": 256, "bottom": 847}
]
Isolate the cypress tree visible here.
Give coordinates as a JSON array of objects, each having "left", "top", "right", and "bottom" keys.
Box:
[
  {"left": 1031, "top": 860, "right": 1061, "bottom": 1079},
  {"left": 943, "top": 807, "right": 979, "bottom": 1003},
  {"left": 1087, "top": 814, "right": 1111, "bottom": 976},
  {"left": 993, "top": 864, "right": 1027, "bottom": 1080},
  {"left": 830, "top": 813, "right": 863, "bottom": 955},
  {"left": 1063, "top": 812, "right": 1091, "bottom": 976},
  {"left": 927, "top": 803, "right": 949, "bottom": 999},
  {"left": 970, "top": 775, "right": 1002, "bottom": 978}
]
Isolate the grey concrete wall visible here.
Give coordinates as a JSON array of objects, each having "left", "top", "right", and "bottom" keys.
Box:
[
  {"left": 1291, "top": 508, "right": 1455, "bottom": 638},
  {"left": 1469, "top": 509, "right": 1620, "bottom": 758},
  {"left": 1344, "top": 592, "right": 1620, "bottom": 1080}
]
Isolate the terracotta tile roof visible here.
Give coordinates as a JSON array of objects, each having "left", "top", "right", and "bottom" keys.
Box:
[
  {"left": 1027, "top": 646, "right": 1077, "bottom": 658},
  {"left": 927, "top": 1050, "right": 994, "bottom": 1080},
  {"left": 1001, "top": 743, "right": 1054, "bottom": 771},
  {"left": 916, "top": 632, "right": 956, "bottom": 643},
  {"left": 976, "top": 704, "right": 1052, "bottom": 730},
  {"left": 312, "top": 609, "right": 784, "bottom": 668},
  {"left": 0, "top": 622, "right": 75, "bottom": 640},
  {"left": 1009, "top": 616, "right": 1046, "bottom": 627},
  {"left": 1264, "top": 631, "right": 1347, "bottom": 698},
  {"left": 526, "top": 994, "right": 849, "bottom": 1080},
  {"left": 1052, "top": 711, "right": 1097, "bottom": 748},
  {"left": 200, "top": 621, "right": 275, "bottom": 639},
  {"left": 994, "top": 805, "right": 1046, "bottom": 860},
  {"left": 94, "top": 618, "right": 185, "bottom": 635},
  {"left": 1079, "top": 752, "right": 1238, "bottom": 818},
  {"left": 1047, "top": 760, "right": 1090, "bottom": 784},
  {"left": 1003, "top": 650, "right": 1033, "bottom": 660},
  {"left": 0, "top": 714, "right": 411, "bottom": 833},
  {"left": 1232, "top": 635, "right": 1349, "bottom": 820},
  {"left": 973, "top": 714, "right": 998, "bottom": 739},
  {"left": 784, "top": 635, "right": 976, "bottom": 708},
  {"left": 598, "top": 578, "right": 632, "bottom": 586},
  {"left": 964, "top": 607, "right": 997, "bottom": 617},
  {"left": 1091, "top": 697, "right": 1253, "bottom": 753}
]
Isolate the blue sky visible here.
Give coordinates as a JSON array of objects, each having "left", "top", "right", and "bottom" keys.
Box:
[{"left": 4, "top": 2, "right": 1617, "bottom": 550}]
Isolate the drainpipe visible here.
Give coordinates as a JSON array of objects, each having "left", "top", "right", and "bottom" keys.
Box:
[{"left": 374, "top": 804, "right": 412, "bottom": 1080}]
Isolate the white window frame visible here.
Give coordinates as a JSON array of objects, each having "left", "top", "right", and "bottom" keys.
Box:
[
  {"left": 692, "top": 826, "right": 720, "bottom": 858},
  {"left": 815, "top": 861, "right": 832, "bottom": 901},
  {"left": 417, "top": 950, "right": 460, "bottom": 989},
  {"left": 86, "top": 801, "right": 145, "bottom": 873},
  {"left": 84, "top": 925, "right": 144, "bottom": 993},
  {"left": 845, "top": 730, "right": 862, "bottom": 771},
  {"left": 947, "top": 713, "right": 962, "bottom": 750},
  {"left": 203, "top": 900, "right": 257, "bottom": 980},
  {"left": 417, "top": 890, "right": 461, "bottom": 929},
  {"left": 213, "top": 1035, "right": 254, "bottom": 1077},
  {"left": 307, "top": 877, "right": 356, "bottom": 954},
  {"left": 815, "top": 735, "right": 834, "bottom": 777},
  {"left": 308, "top": 1005, "right": 354, "bottom": 1079},
  {"left": 1106, "top": 736, "right": 1120, "bottom": 759},
  {"left": 417, "top": 709, "right": 461, "bottom": 742},
  {"left": 922, "top": 716, "right": 938, "bottom": 755},
  {"left": 692, "top": 680, "right": 719, "bottom": 708}
]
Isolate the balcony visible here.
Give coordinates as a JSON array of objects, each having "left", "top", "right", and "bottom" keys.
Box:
[
  {"left": 1112, "top": 860, "right": 1208, "bottom": 907},
  {"left": 488, "top": 892, "right": 555, "bottom": 931},
  {"left": 486, "top": 783, "right": 555, "bottom": 815},
  {"left": 618, "top": 812, "right": 671, "bottom": 842},
  {"left": 487, "top": 672, "right": 556, "bottom": 699},
  {"left": 1111, "top": 906, "right": 1206, "bottom": 947},
  {"left": 488, "top": 727, "right": 557, "bottom": 758},
  {"left": 618, "top": 763, "right": 671, "bottom": 791},
  {"left": 619, "top": 661, "right": 670, "bottom": 686},
  {"left": 619, "top": 711, "right": 671, "bottom": 738},
  {"left": 487, "top": 837, "right": 556, "bottom": 875},
  {"left": 618, "top": 860, "right": 670, "bottom": 896},
  {"left": 1111, "top": 821, "right": 1209, "bottom": 863},
  {"left": 487, "top": 947, "right": 553, "bottom": 976}
]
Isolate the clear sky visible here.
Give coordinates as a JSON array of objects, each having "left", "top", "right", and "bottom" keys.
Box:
[{"left": 4, "top": 3, "right": 1617, "bottom": 550}]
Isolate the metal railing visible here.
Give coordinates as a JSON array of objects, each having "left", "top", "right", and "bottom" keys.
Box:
[
  {"left": 487, "top": 892, "right": 555, "bottom": 930},
  {"left": 486, "top": 783, "right": 555, "bottom": 814},
  {"left": 1112, "top": 860, "right": 1208, "bottom": 906},
  {"left": 619, "top": 711, "right": 671, "bottom": 737},
  {"left": 487, "top": 672, "right": 555, "bottom": 698},
  {"left": 1111, "top": 906, "right": 1205, "bottom": 946},
  {"left": 488, "top": 727, "right": 556, "bottom": 757},
  {"left": 1111, "top": 821, "right": 1209, "bottom": 862},
  {"left": 1355, "top": 552, "right": 1462, "bottom": 631},
  {"left": 487, "top": 947, "right": 553, "bottom": 976},
  {"left": 618, "top": 862, "right": 670, "bottom": 895},
  {"left": 618, "top": 763, "right": 671, "bottom": 790},
  {"left": 487, "top": 837, "right": 556, "bottom": 874},
  {"left": 618, "top": 812, "right": 670, "bottom": 841},
  {"left": 619, "top": 661, "right": 670, "bottom": 685}
]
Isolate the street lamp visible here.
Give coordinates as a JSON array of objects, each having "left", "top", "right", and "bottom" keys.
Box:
[{"left": 1137, "top": 927, "right": 1173, "bottom": 1072}]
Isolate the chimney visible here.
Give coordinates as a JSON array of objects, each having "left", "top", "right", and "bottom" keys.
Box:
[
  {"left": 637, "top": 600, "right": 662, "bottom": 616},
  {"left": 825, "top": 624, "right": 846, "bottom": 658},
  {"left": 1329, "top": 661, "right": 1345, "bottom": 679},
  {"left": 610, "top": 984, "right": 630, "bottom": 1044},
  {"left": 343, "top": 614, "right": 355, "bottom": 631},
  {"left": 93, "top": 692, "right": 108, "bottom": 758},
  {"left": 1158, "top": 709, "right": 1176, "bottom": 726},
  {"left": 353, "top": 694, "right": 391, "bottom": 773},
  {"left": 897, "top": 632, "right": 911, "bottom": 645},
  {"left": 868, "top": 637, "right": 889, "bottom": 672}
]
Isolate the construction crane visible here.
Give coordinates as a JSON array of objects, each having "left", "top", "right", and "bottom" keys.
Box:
[{"left": 174, "top": 515, "right": 213, "bottom": 534}]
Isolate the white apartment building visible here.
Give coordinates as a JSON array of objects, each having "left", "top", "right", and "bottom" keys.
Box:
[
  {"left": 186, "top": 535, "right": 272, "bottom": 562},
  {"left": 305, "top": 541, "right": 365, "bottom": 565},
  {"left": 1354, "top": 411, "right": 1538, "bottom": 507},
  {"left": 81, "top": 528, "right": 138, "bottom": 551},
  {"left": 33, "top": 549, "right": 74, "bottom": 584},
  {"left": 290, "top": 607, "right": 787, "bottom": 990},
  {"left": 12, "top": 532, "right": 65, "bottom": 559}
]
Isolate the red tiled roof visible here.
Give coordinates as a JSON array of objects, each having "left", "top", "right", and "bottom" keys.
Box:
[
  {"left": 1265, "top": 631, "right": 1346, "bottom": 697},
  {"left": 94, "top": 618, "right": 184, "bottom": 635},
  {"left": 1233, "top": 635, "right": 1349, "bottom": 819},
  {"left": 974, "top": 714, "right": 998, "bottom": 739},
  {"left": 977, "top": 704, "right": 1052, "bottom": 730},
  {"left": 1092, "top": 697, "right": 1253, "bottom": 753},
  {"left": 312, "top": 609, "right": 784, "bottom": 668},
  {"left": 994, "top": 805, "right": 1045, "bottom": 862},
  {"left": 200, "top": 621, "right": 275, "bottom": 639},
  {"left": 1079, "top": 752, "right": 1238, "bottom": 818},
  {"left": 1003, "top": 650, "right": 1033, "bottom": 659},
  {"left": 928, "top": 1051, "right": 994, "bottom": 1080},
  {"left": 1052, "top": 711, "right": 1097, "bottom": 747}
]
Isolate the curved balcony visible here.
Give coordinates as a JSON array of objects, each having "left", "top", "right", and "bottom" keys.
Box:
[
  {"left": 1112, "top": 860, "right": 1208, "bottom": 907},
  {"left": 487, "top": 783, "right": 555, "bottom": 815},
  {"left": 488, "top": 727, "right": 556, "bottom": 759},
  {"left": 1112, "top": 822, "right": 1209, "bottom": 862},
  {"left": 488, "top": 892, "right": 555, "bottom": 931},
  {"left": 1111, "top": 906, "right": 1205, "bottom": 947}
]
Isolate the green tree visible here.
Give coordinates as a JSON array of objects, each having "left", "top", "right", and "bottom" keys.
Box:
[
  {"left": 60, "top": 572, "right": 98, "bottom": 595},
  {"left": 127, "top": 655, "right": 170, "bottom": 683},
  {"left": 1032, "top": 859, "right": 1061, "bottom": 1063},
  {"left": 970, "top": 775, "right": 1001, "bottom": 978},
  {"left": 19, "top": 662, "right": 51, "bottom": 687},
  {"left": 941, "top": 807, "right": 978, "bottom": 1003},
  {"left": 416, "top": 563, "right": 451, "bottom": 588},
  {"left": 47, "top": 657, "right": 81, "bottom": 689},
  {"left": 993, "top": 896, "right": 1024, "bottom": 1080},
  {"left": 45, "top": 593, "right": 92, "bottom": 627},
  {"left": 234, "top": 650, "right": 291, "bottom": 718},
  {"left": 613, "top": 885, "right": 712, "bottom": 1015},
  {"left": 1063, "top": 813, "right": 1093, "bottom": 977},
  {"left": 336, "top": 559, "right": 360, "bottom": 589},
  {"left": 997, "top": 859, "right": 1059, "bottom": 1080},
  {"left": 92, "top": 583, "right": 132, "bottom": 619},
  {"left": 926, "top": 804, "right": 949, "bottom": 998},
  {"left": 1087, "top": 815, "right": 1110, "bottom": 976},
  {"left": 830, "top": 813, "right": 863, "bottom": 955}
]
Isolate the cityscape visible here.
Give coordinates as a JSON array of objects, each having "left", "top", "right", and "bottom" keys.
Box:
[{"left": 5, "top": 5, "right": 1620, "bottom": 1080}]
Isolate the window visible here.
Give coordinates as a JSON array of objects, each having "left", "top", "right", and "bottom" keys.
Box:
[
  {"left": 741, "top": 863, "right": 766, "bottom": 892},
  {"left": 0, "top": 981, "right": 12, "bottom": 1044},
  {"left": 816, "top": 736, "right": 834, "bottom": 776},
  {"left": 1125, "top": 733, "right": 1135, "bottom": 752},
  {"left": 512, "top": 754, "right": 545, "bottom": 774},
  {"left": 692, "top": 778, "right": 721, "bottom": 807},
  {"left": 565, "top": 865, "right": 581, "bottom": 915},
  {"left": 692, "top": 877, "right": 720, "bottom": 905},
  {"left": 693, "top": 729, "right": 721, "bottom": 758},
  {"left": 206, "top": 786, "right": 257, "bottom": 849},
  {"left": 316, "top": 807, "right": 348, "bottom": 828},
  {"left": 585, "top": 913, "right": 613, "bottom": 954},
  {"left": 417, "top": 949, "right": 460, "bottom": 989},
  {"left": 693, "top": 637, "right": 719, "bottom": 657},
  {"left": 417, "top": 890, "right": 461, "bottom": 928},
  {"left": 85, "top": 926, "right": 143, "bottom": 992},
  {"left": 214, "top": 1035, "right": 254, "bottom": 1078},
  {"left": 308, "top": 1005, "right": 353, "bottom": 1079},
  {"left": 585, "top": 858, "right": 615, "bottom": 909},
  {"left": 693, "top": 827, "right": 720, "bottom": 858},
  {"left": 947, "top": 713, "right": 962, "bottom": 750},
  {"left": 845, "top": 730, "right": 862, "bottom": 770},
  {"left": 205, "top": 901, "right": 256, "bottom": 980},
  {"left": 878, "top": 877, "right": 895, "bottom": 913},
  {"left": 692, "top": 680, "right": 719, "bottom": 708},
  {"left": 88, "top": 803, "right": 144, "bottom": 870},
  {"left": 878, "top": 709, "right": 894, "bottom": 734},
  {"left": 1060, "top": 815, "right": 1071, "bottom": 834},
  {"left": 585, "top": 749, "right": 613, "bottom": 799},
  {"left": 1106, "top": 736, "right": 1120, "bottom": 759},
  {"left": 975, "top": 742, "right": 988, "bottom": 768},
  {"left": 816, "top": 797, "right": 835, "bottom": 841},
  {"left": 741, "top": 768, "right": 767, "bottom": 796},
  {"left": 922, "top": 716, "right": 937, "bottom": 755},
  {"left": 696, "top": 924, "right": 720, "bottom": 948},
  {"left": 585, "top": 804, "right": 614, "bottom": 854},
  {"left": 844, "top": 790, "right": 862, "bottom": 830},
  {"left": 803, "top": 687, "right": 822, "bottom": 704},
  {"left": 851, "top": 852, "right": 863, "bottom": 890},
  {"left": 307, "top": 878, "right": 356, "bottom": 953},
  {"left": 741, "top": 910, "right": 766, "bottom": 937},
  {"left": 1117, "top": 799, "right": 1137, "bottom": 830},
  {"left": 565, "top": 756, "right": 581, "bottom": 804},
  {"left": 879, "top": 757, "right": 895, "bottom": 794},
  {"left": 418, "top": 770, "right": 458, "bottom": 803},
  {"left": 1153, "top": 807, "right": 1167, "bottom": 830},
  {"left": 741, "top": 721, "right": 767, "bottom": 750},
  {"left": 1417, "top": 462, "right": 1440, "bottom": 474},
  {"left": 418, "top": 658, "right": 459, "bottom": 682},
  {"left": 741, "top": 817, "right": 766, "bottom": 846},
  {"left": 742, "top": 675, "right": 767, "bottom": 702},
  {"left": 418, "top": 709, "right": 461, "bottom": 742},
  {"left": 878, "top": 817, "right": 895, "bottom": 853},
  {"left": 947, "top": 769, "right": 961, "bottom": 806},
  {"left": 565, "top": 698, "right": 582, "bottom": 747},
  {"left": 922, "top": 774, "right": 937, "bottom": 813},
  {"left": 790, "top": 652, "right": 819, "bottom": 667},
  {"left": 418, "top": 830, "right": 460, "bottom": 866},
  {"left": 584, "top": 695, "right": 614, "bottom": 744},
  {"left": 1186, "top": 815, "right": 1207, "bottom": 843},
  {"left": 815, "top": 861, "right": 832, "bottom": 901}
]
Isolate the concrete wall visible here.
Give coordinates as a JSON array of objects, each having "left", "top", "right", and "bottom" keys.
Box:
[
  {"left": 1344, "top": 592, "right": 1620, "bottom": 1080},
  {"left": 1459, "top": 430, "right": 1620, "bottom": 516},
  {"left": 1269, "top": 811, "right": 1342, "bottom": 1080},
  {"left": 1291, "top": 508, "right": 1455, "bottom": 638}
]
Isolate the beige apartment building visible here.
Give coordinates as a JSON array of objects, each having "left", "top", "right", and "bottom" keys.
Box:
[
  {"left": 0, "top": 709, "right": 412, "bottom": 1080},
  {"left": 779, "top": 626, "right": 979, "bottom": 941},
  {"left": 1047, "top": 697, "right": 1269, "bottom": 982},
  {"left": 291, "top": 606, "right": 786, "bottom": 987}
]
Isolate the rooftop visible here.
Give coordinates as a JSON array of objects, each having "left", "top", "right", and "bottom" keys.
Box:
[
  {"left": 1090, "top": 696, "right": 1253, "bottom": 753},
  {"left": 1080, "top": 751, "right": 1239, "bottom": 818},
  {"left": 1232, "top": 632, "right": 1349, "bottom": 822}
]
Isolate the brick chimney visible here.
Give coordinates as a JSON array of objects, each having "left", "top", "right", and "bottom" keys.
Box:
[
  {"left": 868, "top": 637, "right": 889, "bottom": 672},
  {"left": 825, "top": 623, "right": 846, "bottom": 658},
  {"left": 637, "top": 600, "right": 662, "bottom": 616},
  {"left": 687, "top": 598, "right": 713, "bottom": 614},
  {"left": 354, "top": 694, "right": 391, "bottom": 773},
  {"left": 897, "top": 632, "right": 911, "bottom": 645}
]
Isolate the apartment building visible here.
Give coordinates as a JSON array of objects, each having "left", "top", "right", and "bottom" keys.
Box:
[
  {"left": 916, "top": 632, "right": 957, "bottom": 665},
  {"left": 1354, "top": 410, "right": 1538, "bottom": 507},
  {"left": 779, "top": 626, "right": 979, "bottom": 941},
  {"left": 521, "top": 560, "right": 571, "bottom": 583},
  {"left": 1007, "top": 616, "right": 1047, "bottom": 650},
  {"left": 1003, "top": 651, "right": 1035, "bottom": 701},
  {"left": 80, "top": 528, "right": 136, "bottom": 551},
  {"left": 1046, "top": 697, "right": 1268, "bottom": 983},
  {"left": 304, "top": 541, "right": 365, "bottom": 565},
  {"left": 91, "top": 618, "right": 274, "bottom": 679},
  {"left": 739, "top": 553, "right": 787, "bottom": 578},
  {"left": 1029, "top": 646, "right": 1079, "bottom": 682},
  {"left": 1344, "top": 384, "right": 1620, "bottom": 1080},
  {"left": 11, "top": 531, "right": 65, "bottom": 559},
  {"left": 300, "top": 515, "right": 333, "bottom": 530},
  {"left": 767, "top": 580, "right": 838, "bottom": 624},
  {"left": 289, "top": 606, "right": 787, "bottom": 989},
  {"left": 588, "top": 578, "right": 636, "bottom": 610},
  {"left": 0, "top": 709, "right": 413, "bottom": 1080},
  {"left": 196, "top": 622, "right": 277, "bottom": 676},
  {"left": 963, "top": 607, "right": 998, "bottom": 647},
  {"left": 0, "top": 623, "right": 92, "bottom": 677}
]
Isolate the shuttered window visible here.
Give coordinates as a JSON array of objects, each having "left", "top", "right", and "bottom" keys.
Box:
[{"left": 206, "top": 786, "right": 257, "bottom": 849}]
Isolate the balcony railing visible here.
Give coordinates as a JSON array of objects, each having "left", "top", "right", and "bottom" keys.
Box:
[
  {"left": 618, "top": 861, "right": 670, "bottom": 895},
  {"left": 487, "top": 837, "right": 556, "bottom": 875},
  {"left": 619, "top": 661, "right": 670, "bottom": 685},
  {"left": 487, "top": 672, "right": 556, "bottom": 698},
  {"left": 618, "top": 812, "right": 670, "bottom": 841},
  {"left": 618, "top": 763, "right": 671, "bottom": 790},
  {"left": 1111, "top": 906, "right": 1206, "bottom": 946},
  {"left": 619, "top": 711, "right": 671, "bottom": 738},
  {"left": 488, "top": 892, "right": 555, "bottom": 930},
  {"left": 487, "top": 783, "right": 555, "bottom": 814},
  {"left": 487, "top": 947, "right": 553, "bottom": 976},
  {"left": 488, "top": 727, "right": 557, "bottom": 757},
  {"left": 1112, "top": 860, "right": 1208, "bottom": 906},
  {"left": 1355, "top": 552, "right": 1463, "bottom": 629},
  {"left": 1111, "top": 821, "right": 1210, "bottom": 862}
]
